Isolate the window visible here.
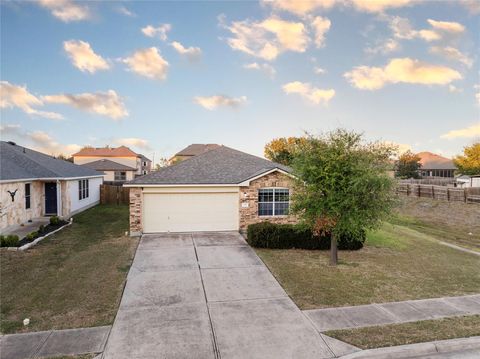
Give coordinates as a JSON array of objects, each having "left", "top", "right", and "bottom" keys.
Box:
[
  {"left": 114, "top": 171, "right": 127, "bottom": 181},
  {"left": 25, "top": 183, "right": 31, "bottom": 209},
  {"left": 143, "top": 161, "right": 147, "bottom": 167},
  {"left": 258, "top": 188, "right": 289, "bottom": 216},
  {"left": 143, "top": 170, "right": 147, "bottom": 175},
  {"left": 78, "top": 179, "right": 89, "bottom": 200}
]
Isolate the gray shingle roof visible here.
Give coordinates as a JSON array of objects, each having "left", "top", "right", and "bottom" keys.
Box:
[
  {"left": 128, "top": 146, "right": 291, "bottom": 185},
  {"left": 82, "top": 159, "right": 136, "bottom": 171},
  {"left": 0, "top": 141, "right": 102, "bottom": 181},
  {"left": 175, "top": 144, "right": 220, "bottom": 157}
]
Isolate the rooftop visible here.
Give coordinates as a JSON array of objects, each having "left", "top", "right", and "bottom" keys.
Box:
[
  {"left": 72, "top": 146, "right": 139, "bottom": 158},
  {"left": 417, "top": 151, "right": 457, "bottom": 170},
  {"left": 174, "top": 144, "right": 221, "bottom": 157},
  {"left": 81, "top": 159, "right": 136, "bottom": 171}
]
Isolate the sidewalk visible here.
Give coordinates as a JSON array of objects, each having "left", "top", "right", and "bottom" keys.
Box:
[{"left": 303, "top": 294, "right": 480, "bottom": 332}]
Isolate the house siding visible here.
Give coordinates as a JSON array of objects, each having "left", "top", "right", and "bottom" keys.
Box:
[
  {"left": 0, "top": 181, "right": 43, "bottom": 230},
  {"left": 68, "top": 177, "right": 102, "bottom": 215},
  {"left": 239, "top": 171, "right": 297, "bottom": 231}
]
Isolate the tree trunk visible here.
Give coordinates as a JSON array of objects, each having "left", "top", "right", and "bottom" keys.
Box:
[{"left": 330, "top": 233, "right": 338, "bottom": 266}]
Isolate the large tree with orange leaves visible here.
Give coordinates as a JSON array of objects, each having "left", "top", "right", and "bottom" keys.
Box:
[
  {"left": 454, "top": 142, "right": 480, "bottom": 175},
  {"left": 264, "top": 137, "right": 306, "bottom": 166}
]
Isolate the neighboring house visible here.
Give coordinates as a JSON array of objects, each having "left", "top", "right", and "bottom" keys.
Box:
[
  {"left": 417, "top": 151, "right": 456, "bottom": 178},
  {"left": 82, "top": 159, "right": 136, "bottom": 184},
  {"left": 0, "top": 141, "right": 103, "bottom": 232},
  {"left": 169, "top": 143, "right": 220, "bottom": 163},
  {"left": 72, "top": 146, "right": 151, "bottom": 177},
  {"left": 456, "top": 175, "right": 480, "bottom": 188},
  {"left": 125, "top": 146, "right": 295, "bottom": 235}
]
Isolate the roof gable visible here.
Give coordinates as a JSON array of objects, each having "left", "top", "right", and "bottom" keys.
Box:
[
  {"left": 174, "top": 144, "right": 221, "bottom": 157},
  {"left": 417, "top": 151, "right": 456, "bottom": 170},
  {"left": 128, "top": 146, "right": 291, "bottom": 185},
  {"left": 72, "top": 146, "right": 138, "bottom": 157}
]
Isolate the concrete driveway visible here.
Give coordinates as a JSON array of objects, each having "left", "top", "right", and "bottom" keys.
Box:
[{"left": 102, "top": 232, "right": 335, "bottom": 359}]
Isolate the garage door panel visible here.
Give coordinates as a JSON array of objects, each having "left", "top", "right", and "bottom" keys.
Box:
[{"left": 143, "top": 192, "right": 239, "bottom": 233}]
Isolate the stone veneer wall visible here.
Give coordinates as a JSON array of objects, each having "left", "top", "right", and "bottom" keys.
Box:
[
  {"left": 129, "top": 187, "right": 142, "bottom": 235},
  {"left": 239, "top": 171, "right": 297, "bottom": 231}
]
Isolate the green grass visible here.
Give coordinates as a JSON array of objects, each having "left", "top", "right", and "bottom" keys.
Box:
[
  {"left": 255, "top": 223, "right": 480, "bottom": 310},
  {"left": 0, "top": 205, "right": 138, "bottom": 334},
  {"left": 325, "top": 315, "right": 480, "bottom": 349}
]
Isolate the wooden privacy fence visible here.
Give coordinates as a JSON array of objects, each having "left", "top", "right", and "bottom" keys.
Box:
[
  {"left": 100, "top": 184, "right": 130, "bottom": 205},
  {"left": 396, "top": 184, "right": 480, "bottom": 203}
]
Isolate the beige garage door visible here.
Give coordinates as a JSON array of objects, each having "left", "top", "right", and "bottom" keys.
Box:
[{"left": 143, "top": 191, "right": 239, "bottom": 233}]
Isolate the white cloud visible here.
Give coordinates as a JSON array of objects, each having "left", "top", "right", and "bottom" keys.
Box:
[
  {"left": 122, "top": 47, "right": 169, "bottom": 80},
  {"left": 314, "top": 66, "right": 326, "bottom": 75},
  {"left": 389, "top": 16, "right": 465, "bottom": 43},
  {"left": 37, "top": 0, "right": 90, "bottom": 22},
  {"left": 141, "top": 24, "right": 171, "bottom": 41},
  {"left": 448, "top": 85, "right": 462, "bottom": 93},
  {"left": 193, "top": 95, "right": 247, "bottom": 110},
  {"left": 344, "top": 58, "right": 462, "bottom": 90},
  {"left": 113, "top": 138, "right": 151, "bottom": 151},
  {"left": 116, "top": 6, "right": 136, "bottom": 17},
  {"left": 42, "top": 90, "right": 128, "bottom": 120},
  {"left": 311, "top": 16, "right": 331, "bottom": 48},
  {"left": 440, "top": 124, "right": 480, "bottom": 139},
  {"left": 282, "top": 81, "right": 335, "bottom": 105},
  {"left": 170, "top": 41, "right": 202, "bottom": 61},
  {"left": 243, "top": 62, "right": 276, "bottom": 78},
  {"left": 27, "top": 130, "right": 82, "bottom": 156},
  {"left": 365, "top": 38, "right": 400, "bottom": 55},
  {"left": 429, "top": 46, "right": 473, "bottom": 68},
  {"left": 427, "top": 19, "right": 465, "bottom": 34},
  {"left": 221, "top": 15, "right": 309, "bottom": 61},
  {"left": 63, "top": 40, "right": 110, "bottom": 73},
  {"left": 0, "top": 123, "right": 22, "bottom": 136},
  {"left": 459, "top": 0, "right": 480, "bottom": 14},
  {"left": 350, "top": 0, "right": 414, "bottom": 13},
  {"left": 263, "top": 0, "right": 338, "bottom": 16},
  {"left": 0, "top": 81, "right": 63, "bottom": 120}
]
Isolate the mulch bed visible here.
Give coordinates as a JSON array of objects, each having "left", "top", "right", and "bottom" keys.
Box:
[{"left": 17, "top": 220, "right": 69, "bottom": 247}]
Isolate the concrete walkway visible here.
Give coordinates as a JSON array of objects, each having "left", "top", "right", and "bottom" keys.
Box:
[
  {"left": 102, "top": 232, "right": 348, "bottom": 359},
  {"left": 304, "top": 294, "right": 480, "bottom": 332},
  {"left": 0, "top": 326, "right": 110, "bottom": 359}
]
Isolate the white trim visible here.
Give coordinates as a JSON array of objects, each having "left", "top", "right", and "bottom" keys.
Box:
[
  {"left": 238, "top": 168, "right": 295, "bottom": 186},
  {"left": 0, "top": 175, "right": 103, "bottom": 184},
  {"left": 258, "top": 187, "right": 290, "bottom": 217}
]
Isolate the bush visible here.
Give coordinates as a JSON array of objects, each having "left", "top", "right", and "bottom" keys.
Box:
[
  {"left": 49, "top": 216, "right": 60, "bottom": 226},
  {"left": 246, "top": 222, "right": 365, "bottom": 250},
  {"left": 38, "top": 225, "right": 45, "bottom": 234},
  {"left": 25, "top": 231, "right": 38, "bottom": 241},
  {"left": 0, "top": 234, "right": 20, "bottom": 247}
]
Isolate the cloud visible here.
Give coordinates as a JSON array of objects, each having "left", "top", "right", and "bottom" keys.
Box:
[
  {"left": 344, "top": 58, "right": 462, "bottom": 90},
  {"left": 193, "top": 95, "right": 247, "bottom": 110},
  {"left": 170, "top": 41, "right": 202, "bottom": 61},
  {"left": 122, "top": 47, "right": 169, "bottom": 80},
  {"left": 429, "top": 46, "right": 473, "bottom": 67},
  {"left": 37, "top": 0, "right": 91, "bottom": 22},
  {"left": 116, "top": 6, "right": 136, "bottom": 17},
  {"left": 427, "top": 19, "right": 465, "bottom": 33},
  {"left": 448, "top": 84, "right": 462, "bottom": 93},
  {"left": 28, "top": 130, "right": 82, "bottom": 156},
  {"left": 282, "top": 81, "right": 335, "bottom": 105},
  {"left": 0, "top": 123, "right": 22, "bottom": 136},
  {"left": 311, "top": 16, "right": 331, "bottom": 48},
  {"left": 63, "top": 40, "right": 110, "bottom": 73},
  {"left": 459, "top": 0, "right": 480, "bottom": 14},
  {"left": 113, "top": 138, "right": 152, "bottom": 151},
  {"left": 0, "top": 81, "right": 63, "bottom": 120},
  {"left": 365, "top": 38, "right": 400, "bottom": 55},
  {"left": 42, "top": 90, "right": 128, "bottom": 120},
  {"left": 314, "top": 66, "right": 326, "bottom": 75},
  {"left": 141, "top": 24, "right": 171, "bottom": 41},
  {"left": 221, "top": 15, "right": 308, "bottom": 61},
  {"left": 440, "top": 124, "right": 480, "bottom": 139},
  {"left": 263, "top": 0, "right": 338, "bottom": 16},
  {"left": 475, "top": 84, "right": 480, "bottom": 104},
  {"left": 389, "top": 17, "right": 465, "bottom": 42},
  {"left": 243, "top": 62, "right": 276, "bottom": 78},
  {"left": 350, "top": 0, "right": 414, "bottom": 13}
]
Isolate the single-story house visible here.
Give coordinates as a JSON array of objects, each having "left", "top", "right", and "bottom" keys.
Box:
[
  {"left": 417, "top": 151, "right": 456, "bottom": 178},
  {"left": 82, "top": 159, "right": 136, "bottom": 184},
  {"left": 169, "top": 143, "right": 220, "bottom": 164},
  {"left": 124, "top": 146, "right": 296, "bottom": 235},
  {"left": 0, "top": 141, "right": 103, "bottom": 232}
]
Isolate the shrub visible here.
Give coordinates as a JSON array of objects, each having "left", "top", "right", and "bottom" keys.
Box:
[
  {"left": 246, "top": 222, "right": 365, "bottom": 250},
  {"left": 1, "top": 234, "right": 20, "bottom": 247},
  {"left": 49, "top": 216, "right": 60, "bottom": 226},
  {"left": 38, "top": 225, "right": 45, "bottom": 234},
  {"left": 25, "top": 231, "right": 38, "bottom": 241}
]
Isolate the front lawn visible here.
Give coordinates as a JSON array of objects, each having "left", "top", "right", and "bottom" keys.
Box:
[
  {"left": 325, "top": 315, "right": 480, "bottom": 349},
  {"left": 0, "top": 205, "right": 138, "bottom": 334},
  {"left": 256, "top": 223, "right": 480, "bottom": 310}
]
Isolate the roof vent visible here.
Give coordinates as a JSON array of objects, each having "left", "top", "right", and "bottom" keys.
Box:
[{"left": 7, "top": 141, "right": 16, "bottom": 146}]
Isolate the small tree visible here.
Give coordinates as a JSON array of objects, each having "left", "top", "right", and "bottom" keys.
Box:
[
  {"left": 454, "top": 142, "right": 480, "bottom": 175},
  {"left": 154, "top": 157, "right": 169, "bottom": 170},
  {"left": 264, "top": 137, "right": 306, "bottom": 166},
  {"left": 395, "top": 150, "right": 421, "bottom": 178},
  {"left": 291, "top": 129, "right": 396, "bottom": 265}
]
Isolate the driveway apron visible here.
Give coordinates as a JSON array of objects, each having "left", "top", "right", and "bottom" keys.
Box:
[{"left": 102, "top": 232, "right": 334, "bottom": 359}]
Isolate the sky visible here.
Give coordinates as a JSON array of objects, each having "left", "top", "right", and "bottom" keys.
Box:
[{"left": 1, "top": 0, "right": 479, "bottom": 164}]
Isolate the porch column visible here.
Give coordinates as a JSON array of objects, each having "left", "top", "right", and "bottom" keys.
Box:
[{"left": 56, "top": 180, "right": 62, "bottom": 217}]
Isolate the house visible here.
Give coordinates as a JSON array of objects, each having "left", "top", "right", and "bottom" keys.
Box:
[
  {"left": 82, "top": 159, "right": 136, "bottom": 184},
  {"left": 0, "top": 141, "right": 103, "bottom": 232},
  {"left": 72, "top": 146, "right": 152, "bottom": 178},
  {"left": 417, "top": 151, "right": 456, "bottom": 178},
  {"left": 124, "top": 146, "right": 296, "bottom": 235},
  {"left": 169, "top": 143, "right": 220, "bottom": 163}
]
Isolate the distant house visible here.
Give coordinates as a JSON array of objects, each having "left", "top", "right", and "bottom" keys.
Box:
[
  {"left": 82, "top": 159, "right": 136, "bottom": 184},
  {"left": 0, "top": 141, "right": 103, "bottom": 232},
  {"left": 417, "top": 152, "right": 456, "bottom": 178},
  {"left": 456, "top": 175, "right": 480, "bottom": 188},
  {"left": 169, "top": 144, "right": 220, "bottom": 163},
  {"left": 72, "top": 146, "right": 152, "bottom": 180}
]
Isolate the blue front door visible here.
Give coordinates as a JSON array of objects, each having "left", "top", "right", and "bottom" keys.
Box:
[{"left": 45, "top": 182, "right": 57, "bottom": 215}]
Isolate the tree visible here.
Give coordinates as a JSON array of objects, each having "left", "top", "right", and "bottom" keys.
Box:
[
  {"left": 395, "top": 150, "right": 421, "bottom": 178},
  {"left": 454, "top": 142, "right": 480, "bottom": 175},
  {"left": 264, "top": 137, "right": 306, "bottom": 166},
  {"left": 291, "top": 129, "right": 396, "bottom": 265},
  {"left": 154, "top": 157, "right": 169, "bottom": 171},
  {"left": 56, "top": 154, "right": 73, "bottom": 162}
]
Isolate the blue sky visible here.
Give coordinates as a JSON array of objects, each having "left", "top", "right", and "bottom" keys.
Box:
[{"left": 1, "top": 0, "right": 479, "bottom": 163}]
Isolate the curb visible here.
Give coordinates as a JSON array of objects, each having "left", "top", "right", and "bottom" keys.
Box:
[{"left": 339, "top": 336, "right": 480, "bottom": 358}]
